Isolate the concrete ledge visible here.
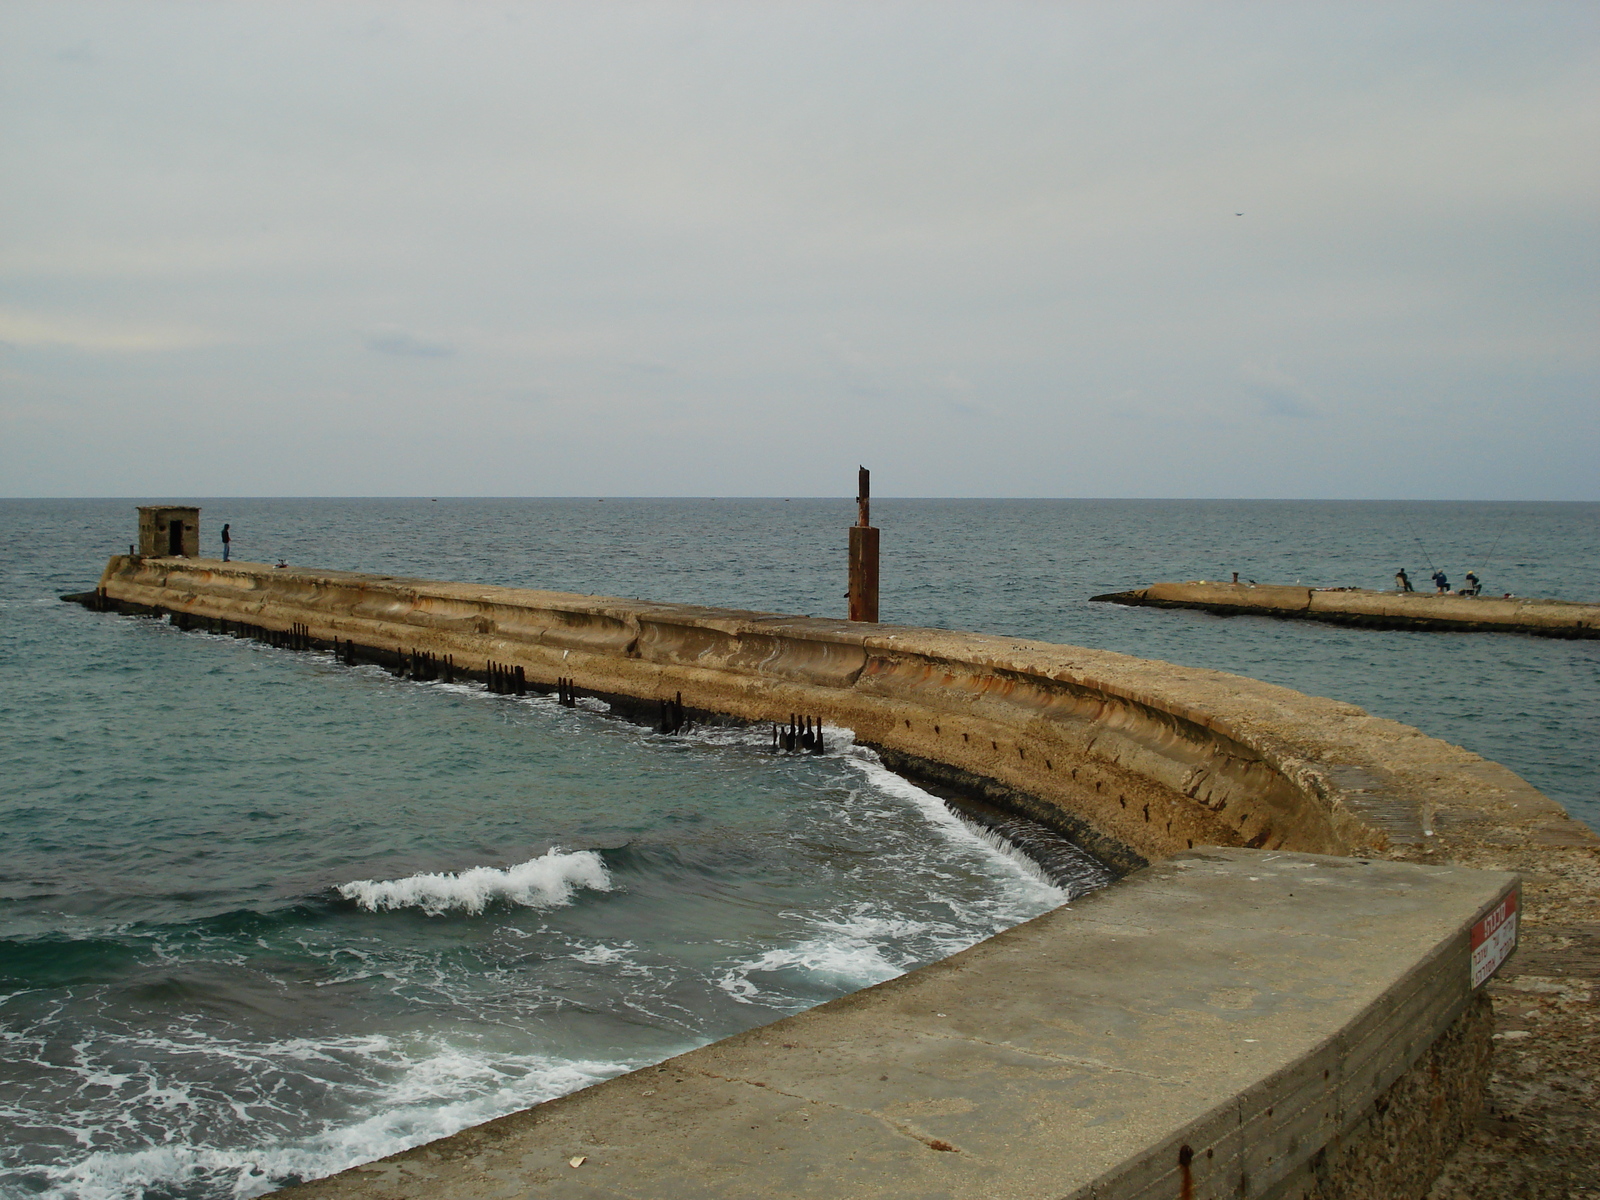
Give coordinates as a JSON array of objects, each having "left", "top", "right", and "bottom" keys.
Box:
[
  {"left": 1091, "top": 581, "right": 1600, "bottom": 639},
  {"left": 273, "top": 851, "right": 1513, "bottom": 1200}
]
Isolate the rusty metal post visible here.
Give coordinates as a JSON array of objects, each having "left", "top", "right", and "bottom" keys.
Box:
[{"left": 848, "top": 466, "right": 879, "bottom": 622}]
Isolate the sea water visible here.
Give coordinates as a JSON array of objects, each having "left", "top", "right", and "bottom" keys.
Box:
[{"left": 2, "top": 498, "right": 1596, "bottom": 1199}]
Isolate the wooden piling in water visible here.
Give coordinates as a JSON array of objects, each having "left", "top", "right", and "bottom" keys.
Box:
[{"left": 848, "top": 466, "right": 879, "bottom": 623}]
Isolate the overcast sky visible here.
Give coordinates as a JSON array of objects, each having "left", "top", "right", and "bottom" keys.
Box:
[{"left": 2, "top": 2, "right": 1595, "bottom": 499}]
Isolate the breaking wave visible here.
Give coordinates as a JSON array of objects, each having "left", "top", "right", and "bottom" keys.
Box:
[
  {"left": 336, "top": 849, "right": 611, "bottom": 916},
  {"left": 845, "top": 749, "right": 1076, "bottom": 899},
  {"left": 21, "top": 1036, "right": 627, "bottom": 1200},
  {"left": 716, "top": 912, "right": 938, "bottom": 1003}
]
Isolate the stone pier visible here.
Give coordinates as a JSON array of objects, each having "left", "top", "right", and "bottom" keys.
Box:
[
  {"left": 69, "top": 555, "right": 1598, "bottom": 1198},
  {"left": 1092, "top": 581, "right": 1600, "bottom": 639}
]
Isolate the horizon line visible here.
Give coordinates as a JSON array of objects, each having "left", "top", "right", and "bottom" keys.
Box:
[{"left": 2, "top": 495, "right": 1597, "bottom": 505}]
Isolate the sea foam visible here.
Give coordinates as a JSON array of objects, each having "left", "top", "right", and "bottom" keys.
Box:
[
  {"left": 337, "top": 848, "right": 611, "bottom": 916},
  {"left": 717, "top": 911, "right": 932, "bottom": 1003},
  {"left": 845, "top": 748, "right": 1069, "bottom": 904},
  {"left": 27, "top": 1039, "right": 628, "bottom": 1200}
]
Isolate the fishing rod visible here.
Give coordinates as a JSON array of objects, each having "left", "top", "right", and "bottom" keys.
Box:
[
  {"left": 1474, "top": 510, "right": 1513, "bottom": 577},
  {"left": 1400, "top": 509, "right": 1436, "bottom": 573}
]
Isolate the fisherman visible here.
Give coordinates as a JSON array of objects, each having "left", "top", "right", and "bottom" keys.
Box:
[
  {"left": 1431, "top": 569, "right": 1450, "bottom": 593},
  {"left": 220, "top": 523, "right": 231, "bottom": 562},
  {"left": 1395, "top": 568, "right": 1413, "bottom": 592},
  {"left": 1464, "top": 571, "right": 1482, "bottom": 596}
]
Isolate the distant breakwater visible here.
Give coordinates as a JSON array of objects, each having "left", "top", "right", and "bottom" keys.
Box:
[{"left": 1093, "top": 580, "right": 1600, "bottom": 637}]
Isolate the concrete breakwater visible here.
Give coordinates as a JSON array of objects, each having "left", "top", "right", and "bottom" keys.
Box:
[
  {"left": 1092, "top": 580, "right": 1600, "bottom": 638},
  {"left": 70, "top": 555, "right": 1598, "bottom": 1198}
]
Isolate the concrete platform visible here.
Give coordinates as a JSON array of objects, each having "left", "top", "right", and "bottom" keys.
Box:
[
  {"left": 1091, "top": 582, "right": 1600, "bottom": 638},
  {"left": 275, "top": 850, "right": 1515, "bottom": 1200}
]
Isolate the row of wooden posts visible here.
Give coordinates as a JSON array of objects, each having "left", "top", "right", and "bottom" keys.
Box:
[
  {"left": 660, "top": 692, "right": 687, "bottom": 734},
  {"left": 773, "top": 714, "right": 828, "bottom": 755},
  {"left": 168, "top": 610, "right": 311, "bottom": 652},
  {"left": 399, "top": 649, "right": 452, "bottom": 682},
  {"left": 157, "top": 609, "right": 831, "bottom": 751},
  {"left": 486, "top": 659, "right": 527, "bottom": 694}
]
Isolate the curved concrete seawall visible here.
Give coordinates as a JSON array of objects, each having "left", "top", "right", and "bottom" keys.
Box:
[{"left": 79, "top": 556, "right": 1598, "bottom": 1199}]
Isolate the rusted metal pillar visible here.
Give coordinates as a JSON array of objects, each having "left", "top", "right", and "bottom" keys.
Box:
[{"left": 848, "top": 466, "right": 879, "bottom": 622}]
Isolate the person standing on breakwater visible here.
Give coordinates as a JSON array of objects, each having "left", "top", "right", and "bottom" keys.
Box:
[
  {"left": 1432, "top": 569, "right": 1450, "bottom": 593},
  {"left": 1395, "top": 568, "right": 1413, "bottom": 592},
  {"left": 221, "top": 523, "right": 231, "bottom": 562}
]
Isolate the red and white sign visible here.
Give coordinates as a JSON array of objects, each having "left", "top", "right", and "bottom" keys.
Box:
[{"left": 1470, "top": 890, "right": 1519, "bottom": 988}]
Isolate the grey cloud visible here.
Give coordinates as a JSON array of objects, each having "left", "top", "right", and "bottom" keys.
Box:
[
  {"left": 365, "top": 332, "right": 455, "bottom": 359},
  {"left": 1251, "top": 389, "right": 1321, "bottom": 420},
  {"left": 1254, "top": 396, "right": 1318, "bottom": 419},
  {"left": 1240, "top": 363, "right": 1323, "bottom": 420},
  {"left": 504, "top": 386, "right": 550, "bottom": 404}
]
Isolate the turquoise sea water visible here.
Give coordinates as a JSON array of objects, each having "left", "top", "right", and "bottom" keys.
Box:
[{"left": 2, "top": 498, "right": 1596, "bottom": 1199}]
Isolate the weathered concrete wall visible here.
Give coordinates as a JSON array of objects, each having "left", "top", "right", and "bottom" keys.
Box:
[
  {"left": 94, "top": 557, "right": 1581, "bottom": 868},
  {"left": 1093, "top": 581, "right": 1600, "bottom": 639},
  {"left": 83, "top": 556, "right": 1599, "bottom": 1199},
  {"left": 272, "top": 850, "right": 1513, "bottom": 1200}
]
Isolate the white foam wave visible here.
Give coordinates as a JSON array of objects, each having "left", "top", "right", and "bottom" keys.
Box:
[
  {"left": 844, "top": 747, "right": 1067, "bottom": 906},
  {"left": 337, "top": 849, "right": 611, "bottom": 916},
  {"left": 702, "top": 738, "right": 1072, "bottom": 1010},
  {"left": 716, "top": 912, "right": 931, "bottom": 1003},
  {"left": 569, "top": 942, "right": 632, "bottom": 965},
  {"left": 25, "top": 1041, "right": 627, "bottom": 1200},
  {"left": 650, "top": 719, "right": 854, "bottom": 754}
]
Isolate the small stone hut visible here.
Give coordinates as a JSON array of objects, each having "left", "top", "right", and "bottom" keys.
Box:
[{"left": 137, "top": 506, "right": 200, "bottom": 558}]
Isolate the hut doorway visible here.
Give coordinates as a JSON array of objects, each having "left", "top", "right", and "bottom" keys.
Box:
[{"left": 137, "top": 506, "right": 201, "bottom": 558}]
